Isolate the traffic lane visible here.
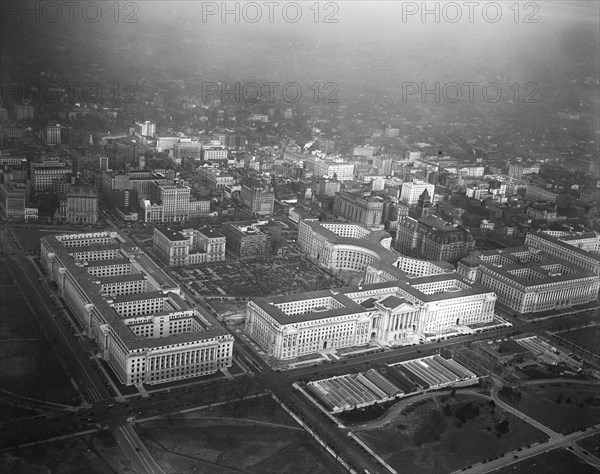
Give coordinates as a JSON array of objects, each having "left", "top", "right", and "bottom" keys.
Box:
[
  {"left": 114, "top": 425, "right": 153, "bottom": 473},
  {"left": 280, "top": 384, "right": 381, "bottom": 473},
  {"left": 286, "top": 329, "right": 516, "bottom": 378}
]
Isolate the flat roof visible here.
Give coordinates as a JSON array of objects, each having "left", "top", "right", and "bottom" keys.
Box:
[
  {"left": 156, "top": 227, "right": 188, "bottom": 242},
  {"left": 96, "top": 274, "right": 146, "bottom": 284},
  {"left": 252, "top": 273, "right": 494, "bottom": 325},
  {"left": 42, "top": 233, "right": 228, "bottom": 350},
  {"left": 86, "top": 258, "right": 130, "bottom": 267},
  {"left": 111, "top": 291, "right": 165, "bottom": 304},
  {"left": 197, "top": 227, "right": 225, "bottom": 239},
  {"left": 68, "top": 243, "right": 121, "bottom": 254},
  {"left": 478, "top": 247, "right": 598, "bottom": 287}
]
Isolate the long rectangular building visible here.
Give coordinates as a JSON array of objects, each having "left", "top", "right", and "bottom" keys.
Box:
[
  {"left": 459, "top": 246, "right": 600, "bottom": 314},
  {"left": 244, "top": 274, "right": 496, "bottom": 360},
  {"left": 525, "top": 230, "right": 600, "bottom": 276},
  {"left": 41, "top": 231, "right": 233, "bottom": 386}
]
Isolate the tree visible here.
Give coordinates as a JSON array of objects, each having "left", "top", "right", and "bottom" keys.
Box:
[{"left": 496, "top": 419, "right": 509, "bottom": 435}]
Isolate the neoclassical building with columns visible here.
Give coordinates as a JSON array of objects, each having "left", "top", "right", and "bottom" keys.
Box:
[
  {"left": 458, "top": 246, "right": 600, "bottom": 314},
  {"left": 40, "top": 231, "right": 233, "bottom": 386},
  {"left": 297, "top": 220, "right": 397, "bottom": 274},
  {"left": 244, "top": 273, "right": 497, "bottom": 360}
]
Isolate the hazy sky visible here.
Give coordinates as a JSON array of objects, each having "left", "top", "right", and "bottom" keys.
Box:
[{"left": 1, "top": 1, "right": 598, "bottom": 94}]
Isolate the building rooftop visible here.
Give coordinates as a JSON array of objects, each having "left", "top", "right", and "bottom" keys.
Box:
[
  {"left": 42, "top": 233, "right": 229, "bottom": 350},
  {"left": 156, "top": 227, "right": 188, "bottom": 242},
  {"left": 477, "top": 246, "right": 598, "bottom": 288},
  {"left": 197, "top": 226, "right": 225, "bottom": 239},
  {"left": 95, "top": 274, "right": 146, "bottom": 285},
  {"left": 85, "top": 257, "right": 130, "bottom": 267},
  {"left": 111, "top": 291, "right": 165, "bottom": 304},
  {"left": 252, "top": 273, "right": 495, "bottom": 325}
]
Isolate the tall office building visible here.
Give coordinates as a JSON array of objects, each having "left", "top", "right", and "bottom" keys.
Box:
[
  {"left": 62, "top": 185, "right": 99, "bottom": 224},
  {"left": 31, "top": 161, "right": 72, "bottom": 190},
  {"left": 0, "top": 182, "right": 27, "bottom": 218},
  {"left": 395, "top": 215, "right": 475, "bottom": 263},
  {"left": 333, "top": 191, "right": 384, "bottom": 228},
  {"left": 154, "top": 182, "right": 191, "bottom": 222},
  {"left": 241, "top": 184, "right": 274, "bottom": 215},
  {"left": 45, "top": 123, "right": 62, "bottom": 145},
  {"left": 400, "top": 180, "right": 435, "bottom": 205},
  {"left": 112, "top": 139, "right": 138, "bottom": 170},
  {"left": 135, "top": 121, "right": 156, "bottom": 138},
  {"left": 222, "top": 222, "right": 271, "bottom": 260},
  {"left": 15, "top": 104, "right": 36, "bottom": 120}
]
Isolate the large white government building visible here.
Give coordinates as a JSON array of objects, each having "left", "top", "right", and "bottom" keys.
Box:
[
  {"left": 458, "top": 245, "right": 600, "bottom": 314},
  {"left": 41, "top": 231, "right": 234, "bottom": 386},
  {"left": 525, "top": 230, "right": 600, "bottom": 276},
  {"left": 244, "top": 272, "right": 497, "bottom": 360},
  {"left": 297, "top": 220, "right": 397, "bottom": 274},
  {"left": 153, "top": 225, "right": 226, "bottom": 267}
]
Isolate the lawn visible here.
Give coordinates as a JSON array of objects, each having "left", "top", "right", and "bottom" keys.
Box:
[
  {"left": 576, "top": 432, "right": 600, "bottom": 457},
  {"left": 0, "top": 261, "right": 80, "bottom": 405},
  {"left": 137, "top": 395, "right": 345, "bottom": 474},
  {"left": 559, "top": 326, "right": 600, "bottom": 355},
  {"left": 0, "top": 403, "right": 38, "bottom": 423},
  {"left": 355, "top": 394, "right": 548, "bottom": 474},
  {"left": 0, "top": 431, "right": 134, "bottom": 474},
  {"left": 498, "top": 384, "right": 600, "bottom": 433},
  {"left": 492, "top": 448, "right": 599, "bottom": 474}
]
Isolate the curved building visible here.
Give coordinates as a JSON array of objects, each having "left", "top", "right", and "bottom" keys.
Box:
[{"left": 298, "top": 220, "right": 397, "bottom": 273}]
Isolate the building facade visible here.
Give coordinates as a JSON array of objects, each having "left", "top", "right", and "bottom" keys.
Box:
[
  {"left": 298, "top": 220, "right": 397, "bottom": 273},
  {"left": 400, "top": 180, "right": 435, "bottom": 205},
  {"left": 221, "top": 222, "right": 270, "bottom": 260},
  {"left": 153, "top": 226, "right": 226, "bottom": 267},
  {"left": 40, "top": 231, "right": 234, "bottom": 386},
  {"left": 61, "top": 185, "right": 99, "bottom": 224},
  {"left": 241, "top": 184, "right": 275, "bottom": 215},
  {"left": 525, "top": 230, "right": 600, "bottom": 276},
  {"left": 0, "top": 182, "right": 27, "bottom": 218},
  {"left": 333, "top": 191, "right": 384, "bottom": 228},
  {"left": 31, "top": 161, "right": 72, "bottom": 190},
  {"left": 395, "top": 215, "right": 475, "bottom": 263},
  {"left": 244, "top": 274, "right": 496, "bottom": 360},
  {"left": 458, "top": 246, "right": 600, "bottom": 313}
]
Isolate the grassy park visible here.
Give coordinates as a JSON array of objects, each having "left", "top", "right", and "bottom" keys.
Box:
[
  {"left": 558, "top": 326, "right": 600, "bottom": 355},
  {"left": 498, "top": 383, "right": 600, "bottom": 433},
  {"left": 576, "top": 432, "right": 600, "bottom": 457},
  {"left": 0, "top": 431, "right": 133, "bottom": 474},
  {"left": 492, "top": 448, "right": 599, "bottom": 474},
  {"left": 137, "top": 395, "right": 345, "bottom": 474},
  {"left": 0, "top": 260, "right": 79, "bottom": 406},
  {"left": 355, "top": 394, "right": 548, "bottom": 473}
]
